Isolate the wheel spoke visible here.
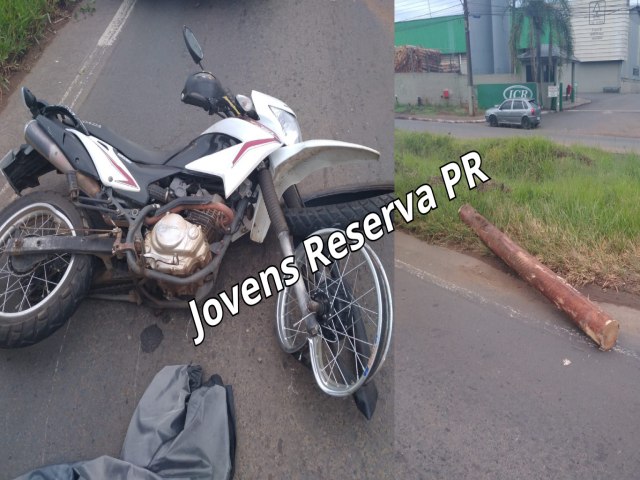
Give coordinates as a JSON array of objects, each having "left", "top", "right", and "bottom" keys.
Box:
[
  {"left": 320, "top": 323, "right": 376, "bottom": 348},
  {"left": 276, "top": 228, "right": 390, "bottom": 396},
  {"left": 0, "top": 206, "right": 76, "bottom": 316}
]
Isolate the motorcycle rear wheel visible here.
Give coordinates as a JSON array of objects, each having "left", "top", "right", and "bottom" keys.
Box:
[{"left": 0, "top": 192, "right": 93, "bottom": 348}]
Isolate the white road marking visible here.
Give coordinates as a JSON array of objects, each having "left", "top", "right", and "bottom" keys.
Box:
[
  {"left": 395, "top": 259, "right": 525, "bottom": 320},
  {"left": 395, "top": 258, "right": 640, "bottom": 362},
  {"left": 60, "top": 0, "right": 138, "bottom": 109},
  {"left": 97, "top": 0, "right": 137, "bottom": 47},
  {"left": 566, "top": 109, "right": 640, "bottom": 113}
]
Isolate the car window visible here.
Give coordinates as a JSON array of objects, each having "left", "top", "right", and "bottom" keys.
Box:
[
  {"left": 513, "top": 100, "right": 524, "bottom": 110},
  {"left": 499, "top": 100, "right": 512, "bottom": 110}
]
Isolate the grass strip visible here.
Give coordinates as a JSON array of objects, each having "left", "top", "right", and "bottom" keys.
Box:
[
  {"left": 395, "top": 130, "right": 640, "bottom": 293},
  {"left": 0, "top": 0, "right": 67, "bottom": 94}
]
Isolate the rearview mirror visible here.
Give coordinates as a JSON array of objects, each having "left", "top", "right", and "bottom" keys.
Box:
[
  {"left": 21, "top": 87, "right": 37, "bottom": 109},
  {"left": 183, "top": 26, "right": 204, "bottom": 66}
]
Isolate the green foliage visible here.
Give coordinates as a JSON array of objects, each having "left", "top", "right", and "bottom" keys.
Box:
[
  {"left": 0, "top": 0, "right": 96, "bottom": 95},
  {"left": 74, "top": 0, "right": 96, "bottom": 19},
  {"left": 0, "top": 0, "right": 60, "bottom": 94},
  {"left": 395, "top": 131, "right": 640, "bottom": 292},
  {"left": 509, "top": 0, "right": 574, "bottom": 104},
  {"left": 0, "top": 0, "right": 57, "bottom": 64}
]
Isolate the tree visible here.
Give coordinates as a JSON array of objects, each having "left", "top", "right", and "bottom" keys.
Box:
[{"left": 509, "top": 0, "right": 574, "bottom": 105}]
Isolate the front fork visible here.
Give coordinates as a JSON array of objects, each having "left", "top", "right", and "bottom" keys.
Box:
[
  {"left": 257, "top": 168, "right": 320, "bottom": 337},
  {"left": 258, "top": 168, "right": 351, "bottom": 396}
]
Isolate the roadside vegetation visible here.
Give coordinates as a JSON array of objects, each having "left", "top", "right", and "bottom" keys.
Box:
[
  {"left": 0, "top": 0, "right": 93, "bottom": 97},
  {"left": 395, "top": 102, "right": 468, "bottom": 117},
  {"left": 396, "top": 131, "right": 640, "bottom": 294},
  {"left": 0, "top": 0, "right": 56, "bottom": 93}
]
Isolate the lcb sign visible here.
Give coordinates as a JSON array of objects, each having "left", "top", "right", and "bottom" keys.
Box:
[
  {"left": 503, "top": 85, "right": 534, "bottom": 100},
  {"left": 476, "top": 82, "right": 538, "bottom": 109}
]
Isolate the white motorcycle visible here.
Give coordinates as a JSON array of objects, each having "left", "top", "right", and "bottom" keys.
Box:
[{"left": 0, "top": 27, "right": 393, "bottom": 397}]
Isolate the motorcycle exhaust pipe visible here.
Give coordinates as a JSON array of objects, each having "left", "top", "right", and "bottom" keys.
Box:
[{"left": 24, "top": 120, "right": 101, "bottom": 197}]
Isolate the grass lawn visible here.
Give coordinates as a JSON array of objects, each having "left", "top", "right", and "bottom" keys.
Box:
[
  {"left": 395, "top": 102, "right": 469, "bottom": 117},
  {"left": 0, "top": 0, "right": 68, "bottom": 93},
  {"left": 395, "top": 130, "right": 640, "bottom": 294}
]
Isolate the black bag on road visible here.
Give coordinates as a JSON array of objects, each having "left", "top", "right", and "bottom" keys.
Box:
[{"left": 15, "top": 365, "right": 236, "bottom": 480}]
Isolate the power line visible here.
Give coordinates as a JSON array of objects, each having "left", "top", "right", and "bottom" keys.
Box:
[
  {"left": 396, "top": 0, "right": 632, "bottom": 22},
  {"left": 396, "top": 0, "right": 463, "bottom": 21}
]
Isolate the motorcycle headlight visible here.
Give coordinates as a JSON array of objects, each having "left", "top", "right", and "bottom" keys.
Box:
[
  {"left": 235, "top": 94, "right": 255, "bottom": 115},
  {"left": 270, "top": 106, "right": 302, "bottom": 144}
]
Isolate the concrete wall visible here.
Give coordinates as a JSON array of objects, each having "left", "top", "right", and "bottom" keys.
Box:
[
  {"left": 571, "top": 0, "right": 629, "bottom": 62},
  {"left": 621, "top": 77, "right": 640, "bottom": 93},
  {"left": 395, "top": 73, "right": 470, "bottom": 106},
  {"left": 395, "top": 73, "right": 522, "bottom": 106},
  {"left": 572, "top": 61, "right": 623, "bottom": 93},
  {"left": 623, "top": 10, "right": 640, "bottom": 80},
  {"left": 475, "top": 74, "right": 522, "bottom": 84}
]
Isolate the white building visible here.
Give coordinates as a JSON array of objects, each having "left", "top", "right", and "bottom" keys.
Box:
[{"left": 561, "top": 0, "right": 640, "bottom": 92}]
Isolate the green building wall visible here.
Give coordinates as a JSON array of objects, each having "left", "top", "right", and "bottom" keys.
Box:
[
  {"left": 395, "top": 16, "right": 466, "bottom": 54},
  {"left": 395, "top": 15, "right": 550, "bottom": 54}
]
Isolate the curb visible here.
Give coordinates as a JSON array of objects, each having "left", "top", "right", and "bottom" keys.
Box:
[
  {"left": 396, "top": 99, "right": 592, "bottom": 124},
  {"left": 395, "top": 114, "right": 486, "bottom": 124},
  {"left": 557, "top": 98, "right": 592, "bottom": 111}
]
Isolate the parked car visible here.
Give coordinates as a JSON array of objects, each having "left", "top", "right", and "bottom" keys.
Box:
[{"left": 485, "top": 98, "right": 541, "bottom": 129}]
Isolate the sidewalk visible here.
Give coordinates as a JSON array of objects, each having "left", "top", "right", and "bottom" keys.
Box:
[
  {"left": 395, "top": 97, "right": 592, "bottom": 124},
  {"left": 396, "top": 231, "right": 640, "bottom": 342}
]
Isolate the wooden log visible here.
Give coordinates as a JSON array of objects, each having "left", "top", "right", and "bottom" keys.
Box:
[{"left": 458, "top": 204, "right": 620, "bottom": 351}]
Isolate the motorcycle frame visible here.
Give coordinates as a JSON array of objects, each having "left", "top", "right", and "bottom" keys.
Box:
[{"left": 3, "top": 88, "right": 382, "bottom": 327}]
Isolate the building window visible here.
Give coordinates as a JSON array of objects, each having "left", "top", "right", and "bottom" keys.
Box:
[{"left": 525, "top": 64, "right": 555, "bottom": 83}]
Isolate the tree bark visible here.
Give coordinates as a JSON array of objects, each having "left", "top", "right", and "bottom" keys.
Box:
[{"left": 458, "top": 204, "right": 620, "bottom": 351}]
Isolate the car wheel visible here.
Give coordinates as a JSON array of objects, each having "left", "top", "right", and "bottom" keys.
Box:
[
  {"left": 489, "top": 115, "right": 498, "bottom": 127},
  {"left": 521, "top": 117, "right": 531, "bottom": 129}
]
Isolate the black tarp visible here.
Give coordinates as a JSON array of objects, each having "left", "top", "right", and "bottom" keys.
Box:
[{"left": 15, "top": 365, "right": 236, "bottom": 480}]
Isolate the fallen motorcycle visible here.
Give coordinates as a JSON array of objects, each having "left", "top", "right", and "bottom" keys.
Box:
[{"left": 0, "top": 27, "right": 393, "bottom": 396}]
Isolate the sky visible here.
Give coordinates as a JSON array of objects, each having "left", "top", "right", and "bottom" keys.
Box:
[
  {"left": 395, "top": 0, "right": 464, "bottom": 22},
  {"left": 395, "top": 0, "right": 640, "bottom": 22}
]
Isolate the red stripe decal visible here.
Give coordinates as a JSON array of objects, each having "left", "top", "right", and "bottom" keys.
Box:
[
  {"left": 96, "top": 143, "right": 138, "bottom": 189},
  {"left": 232, "top": 138, "right": 278, "bottom": 166}
]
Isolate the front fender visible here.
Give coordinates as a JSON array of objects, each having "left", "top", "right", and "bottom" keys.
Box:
[{"left": 249, "top": 139, "right": 380, "bottom": 243}]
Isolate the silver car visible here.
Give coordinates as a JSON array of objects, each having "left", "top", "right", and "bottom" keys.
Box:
[{"left": 485, "top": 99, "right": 541, "bottom": 129}]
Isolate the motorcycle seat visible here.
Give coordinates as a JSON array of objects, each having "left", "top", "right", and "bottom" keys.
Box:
[{"left": 85, "top": 123, "right": 180, "bottom": 165}]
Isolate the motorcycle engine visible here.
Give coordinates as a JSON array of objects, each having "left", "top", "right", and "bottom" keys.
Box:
[{"left": 143, "top": 213, "right": 211, "bottom": 279}]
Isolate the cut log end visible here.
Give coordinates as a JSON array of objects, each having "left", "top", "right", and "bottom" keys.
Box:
[
  {"left": 599, "top": 320, "right": 620, "bottom": 351},
  {"left": 459, "top": 204, "right": 621, "bottom": 351}
]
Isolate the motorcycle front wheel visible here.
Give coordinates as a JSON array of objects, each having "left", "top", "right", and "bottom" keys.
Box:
[
  {"left": 276, "top": 228, "right": 392, "bottom": 397},
  {"left": 0, "top": 192, "right": 93, "bottom": 348},
  {"left": 283, "top": 184, "right": 395, "bottom": 239}
]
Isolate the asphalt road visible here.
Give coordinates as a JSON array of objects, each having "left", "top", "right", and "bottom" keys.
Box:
[
  {"left": 396, "top": 92, "right": 640, "bottom": 153},
  {"left": 395, "top": 233, "right": 640, "bottom": 479},
  {"left": 0, "top": 1, "right": 395, "bottom": 478}
]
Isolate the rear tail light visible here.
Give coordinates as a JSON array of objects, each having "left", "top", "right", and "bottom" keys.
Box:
[{"left": 531, "top": 108, "right": 535, "bottom": 115}]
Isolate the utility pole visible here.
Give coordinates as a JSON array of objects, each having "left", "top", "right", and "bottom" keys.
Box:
[{"left": 462, "top": 0, "right": 475, "bottom": 116}]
